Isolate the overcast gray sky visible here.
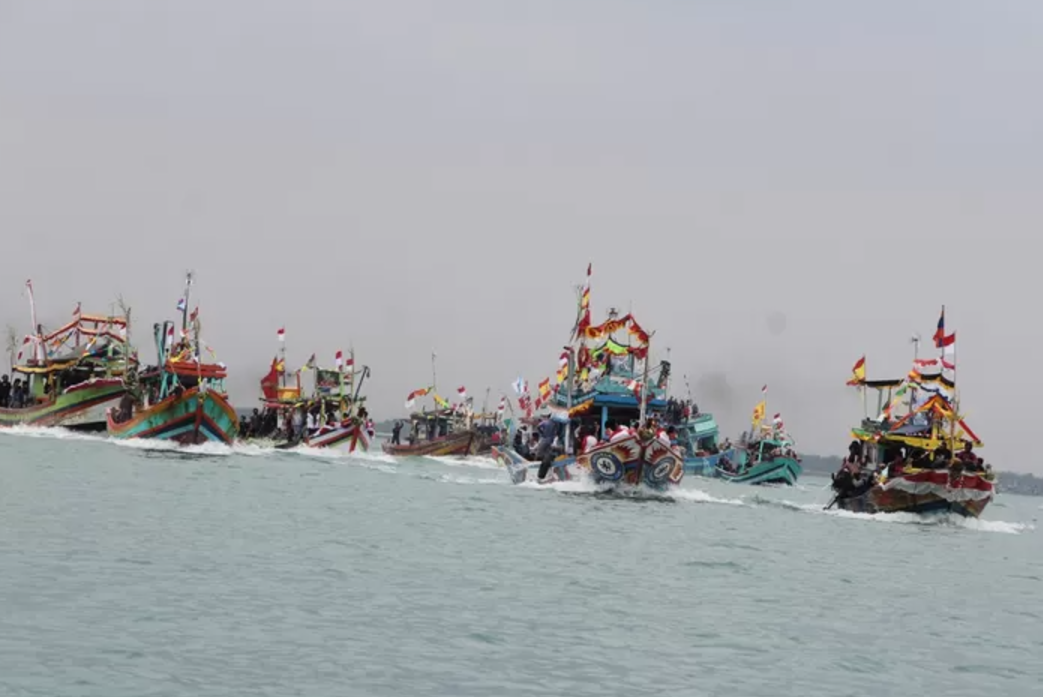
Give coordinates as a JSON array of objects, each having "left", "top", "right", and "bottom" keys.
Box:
[{"left": 1, "top": 1, "right": 1041, "bottom": 469}]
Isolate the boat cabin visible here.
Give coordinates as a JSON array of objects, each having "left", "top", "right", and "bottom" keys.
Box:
[{"left": 3, "top": 343, "right": 127, "bottom": 411}]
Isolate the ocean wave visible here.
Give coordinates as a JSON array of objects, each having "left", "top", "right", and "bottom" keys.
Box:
[
  {"left": 791, "top": 502, "right": 1034, "bottom": 533},
  {"left": 435, "top": 474, "right": 506, "bottom": 486},
  {"left": 0, "top": 424, "right": 102, "bottom": 442},
  {"left": 422, "top": 455, "right": 502, "bottom": 470},
  {"left": 668, "top": 487, "right": 745, "bottom": 506}
]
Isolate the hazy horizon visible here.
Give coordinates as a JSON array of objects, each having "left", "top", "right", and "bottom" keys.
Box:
[{"left": 2, "top": 1, "right": 1041, "bottom": 469}]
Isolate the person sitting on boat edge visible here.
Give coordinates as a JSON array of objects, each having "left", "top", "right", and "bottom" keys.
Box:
[
  {"left": 955, "top": 441, "right": 977, "bottom": 464},
  {"left": 609, "top": 423, "right": 631, "bottom": 442},
  {"left": 578, "top": 425, "right": 599, "bottom": 454},
  {"left": 512, "top": 425, "right": 527, "bottom": 455},
  {"left": 886, "top": 447, "right": 906, "bottom": 479}
]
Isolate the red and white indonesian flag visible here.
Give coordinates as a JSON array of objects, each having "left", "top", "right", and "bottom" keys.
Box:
[
  {"left": 277, "top": 327, "right": 285, "bottom": 342},
  {"left": 497, "top": 396, "right": 506, "bottom": 413},
  {"left": 457, "top": 386, "right": 467, "bottom": 400},
  {"left": 335, "top": 350, "right": 343, "bottom": 369},
  {"left": 405, "top": 387, "right": 431, "bottom": 409}
]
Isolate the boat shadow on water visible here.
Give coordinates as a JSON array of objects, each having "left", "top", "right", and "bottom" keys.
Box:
[
  {"left": 132, "top": 447, "right": 231, "bottom": 464},
  {"left": 556, "top": 486, "right": 676, "bottom": 504}
]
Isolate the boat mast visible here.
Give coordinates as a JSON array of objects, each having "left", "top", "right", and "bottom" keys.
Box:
[
  {"left": 279, "top": 328, "right": 287, "bottom": 389},
  {"left": 25, "top": 279, "right": 44, "bottom": 365},
  {"left": 180, "top": 271, "right": 193, "bottom": 343},
  {"left": 908, "top": 332, "right": 920, "bottom": 417},
  {"left": 639, "top": 336, "right": 650, "bottom": 424},
  {"left": 431, "top": 349, "right": 438, "bottom": 393},
  {"left": 664, "top": 347, "right": 671, "bottom": 397},
  {"left": 565, "top": 347, "right": 575, "bottom": 454}
]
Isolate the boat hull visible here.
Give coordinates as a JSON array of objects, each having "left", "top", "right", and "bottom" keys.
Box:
[
  {"left": 382, "top": 430, "right": 478, "bottom": 457},
  {"left": 685, "top": 449, "right": 801, "bottom": 485},
  {"left": 716, "top": 456, "right": 802, "bottom": 485},
  {"left": 0, "top": 379, "right": 126, "bottom": 431},
  {"left": 106, "top": 388, "right": 239, "bottom": 445},
  {"left": 683, "top": 449, "right": 740, "bottom": 477},
  {"left": 304, "top": 420, "right": 371, "bottom": 452},
  {"left": 834, "top": 469, "right": 994, "bottom": 518},
  {"left": 493, "top": 435, "right": 686, "bottom": 491},
  {"left": 247, "top": 420, "right": 372, "bottom": 452}
]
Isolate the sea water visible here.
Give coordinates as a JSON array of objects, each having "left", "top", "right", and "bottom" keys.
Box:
[{"left": 1, "top": 428, "right": 1041, "bottom": 696}]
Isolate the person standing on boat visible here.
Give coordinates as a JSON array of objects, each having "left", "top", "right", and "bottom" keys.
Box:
[
  {"left": 391, "top": 420, "right": 403, "bottom": 445},
  {"left": 513, "top": 425, "right": 529, "bottom": 457},
  {"left": 535, "top": 415, "right": 557, "bottom": 481}
]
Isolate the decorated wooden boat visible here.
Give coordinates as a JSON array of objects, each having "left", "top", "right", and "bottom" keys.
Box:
[
  {"left": 494, "top": 431, "right": 684, "bottom": 489},
  {"left": 830, "top": 466, "right": 993, "bottom": 517},
  {"left": 830, "top": 307, "right": 995, "bottom": 517},
  {"left": 492, "top": 263, "right": 686, "bottom": 491},
  {"left": 692, "top": 388, "right": 801, "bottom": 485},
  {"left": 106, "top": 274, "right": 239, "bottom": 446},
  {"left": 242, "top": 338, "right": 373, "bottom": 453},
  {"left": 0, "top": 283, "right": 129, "bottom": 430},
  {"left": 107, "top": 383, "right": 238, "bottom": 444},
  {"left": 381, "top": 356, "right": 483, "bottom": 457},
  {"left": 716, "top": 436, "right": 802, "bottom": 485},
  {"left": 383, "top": 425, "right": 479, "bottom": 457}
]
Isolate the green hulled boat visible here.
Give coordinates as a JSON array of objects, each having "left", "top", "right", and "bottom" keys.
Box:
[{"left": 1, "top": 284, "right": 129, "bottom": 431}]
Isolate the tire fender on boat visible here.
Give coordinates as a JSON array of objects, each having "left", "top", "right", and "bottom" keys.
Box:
[
  {"left": 589, "top": 451, "right": 624, "bottom": 482},
  {"left": 645, "top": 456, "right": 676, "bottom": 486}
]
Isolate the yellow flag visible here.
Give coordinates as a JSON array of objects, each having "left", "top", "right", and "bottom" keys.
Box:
[{"left": 751, "top": 400, "right": 765, "bottom": 424}]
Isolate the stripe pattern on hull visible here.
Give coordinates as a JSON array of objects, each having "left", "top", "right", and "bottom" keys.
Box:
[
  {"left": 107, "top": 388, "right": 239, "bottom": 445},
  {"left": 715, "top": 457, "right": 802, "bottom": 486},
  {"left": 0, "top": 380, "right": 126, "bottom": 431},
  {"left": 382, "top": 430, "right": 477, "bottom": 457}
]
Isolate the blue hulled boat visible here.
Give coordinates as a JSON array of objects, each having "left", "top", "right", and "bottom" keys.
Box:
[{"left": 676, "top": 412, "right": 743, "bottom": 476}]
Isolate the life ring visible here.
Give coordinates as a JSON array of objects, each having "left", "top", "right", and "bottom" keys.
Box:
[
  {"left": 645, "top": 457, "right": 676, "bottom": 486},
  {"left": 590, "top": 451, "right": 624, "bottom": 481}
]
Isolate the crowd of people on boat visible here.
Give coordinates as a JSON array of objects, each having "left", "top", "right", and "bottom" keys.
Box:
[
  {"left": 385, "top": 408, "right": 507, "bottom": 449},
  {"left": 509, "top": 414, "right": 684, "bottom": 479},
  {"left": 238, "top": 401, "right": 370, "bottom": 443},
  {"left": 831, "top": 439, "right": 993, "bottom": 500},
  {"left": 0, "top": 375, "right": 34, "bottom": 409}
]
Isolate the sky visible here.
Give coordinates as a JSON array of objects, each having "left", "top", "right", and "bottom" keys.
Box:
[{"left": 1, "top": 1, "right": 1041, "bottom": 469}]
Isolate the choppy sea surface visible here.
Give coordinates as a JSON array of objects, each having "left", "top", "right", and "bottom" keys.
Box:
[{"left": 1, "top": 427, "right": 1041, "bottom": 697}]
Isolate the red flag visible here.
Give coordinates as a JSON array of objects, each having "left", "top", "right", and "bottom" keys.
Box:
[{"left": 260, "top": 357, "right": 280, "bottom": 400}]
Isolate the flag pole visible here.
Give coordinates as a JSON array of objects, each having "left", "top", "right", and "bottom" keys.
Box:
[
  {"left": 181, "top": 271, "right": 193, "bottom": 339},
  {"left": 431, "top": 349, "right": 437, "bottom": 393},
  {"left": 638, "top": 335, "right": 651, "bottom": 425}
]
